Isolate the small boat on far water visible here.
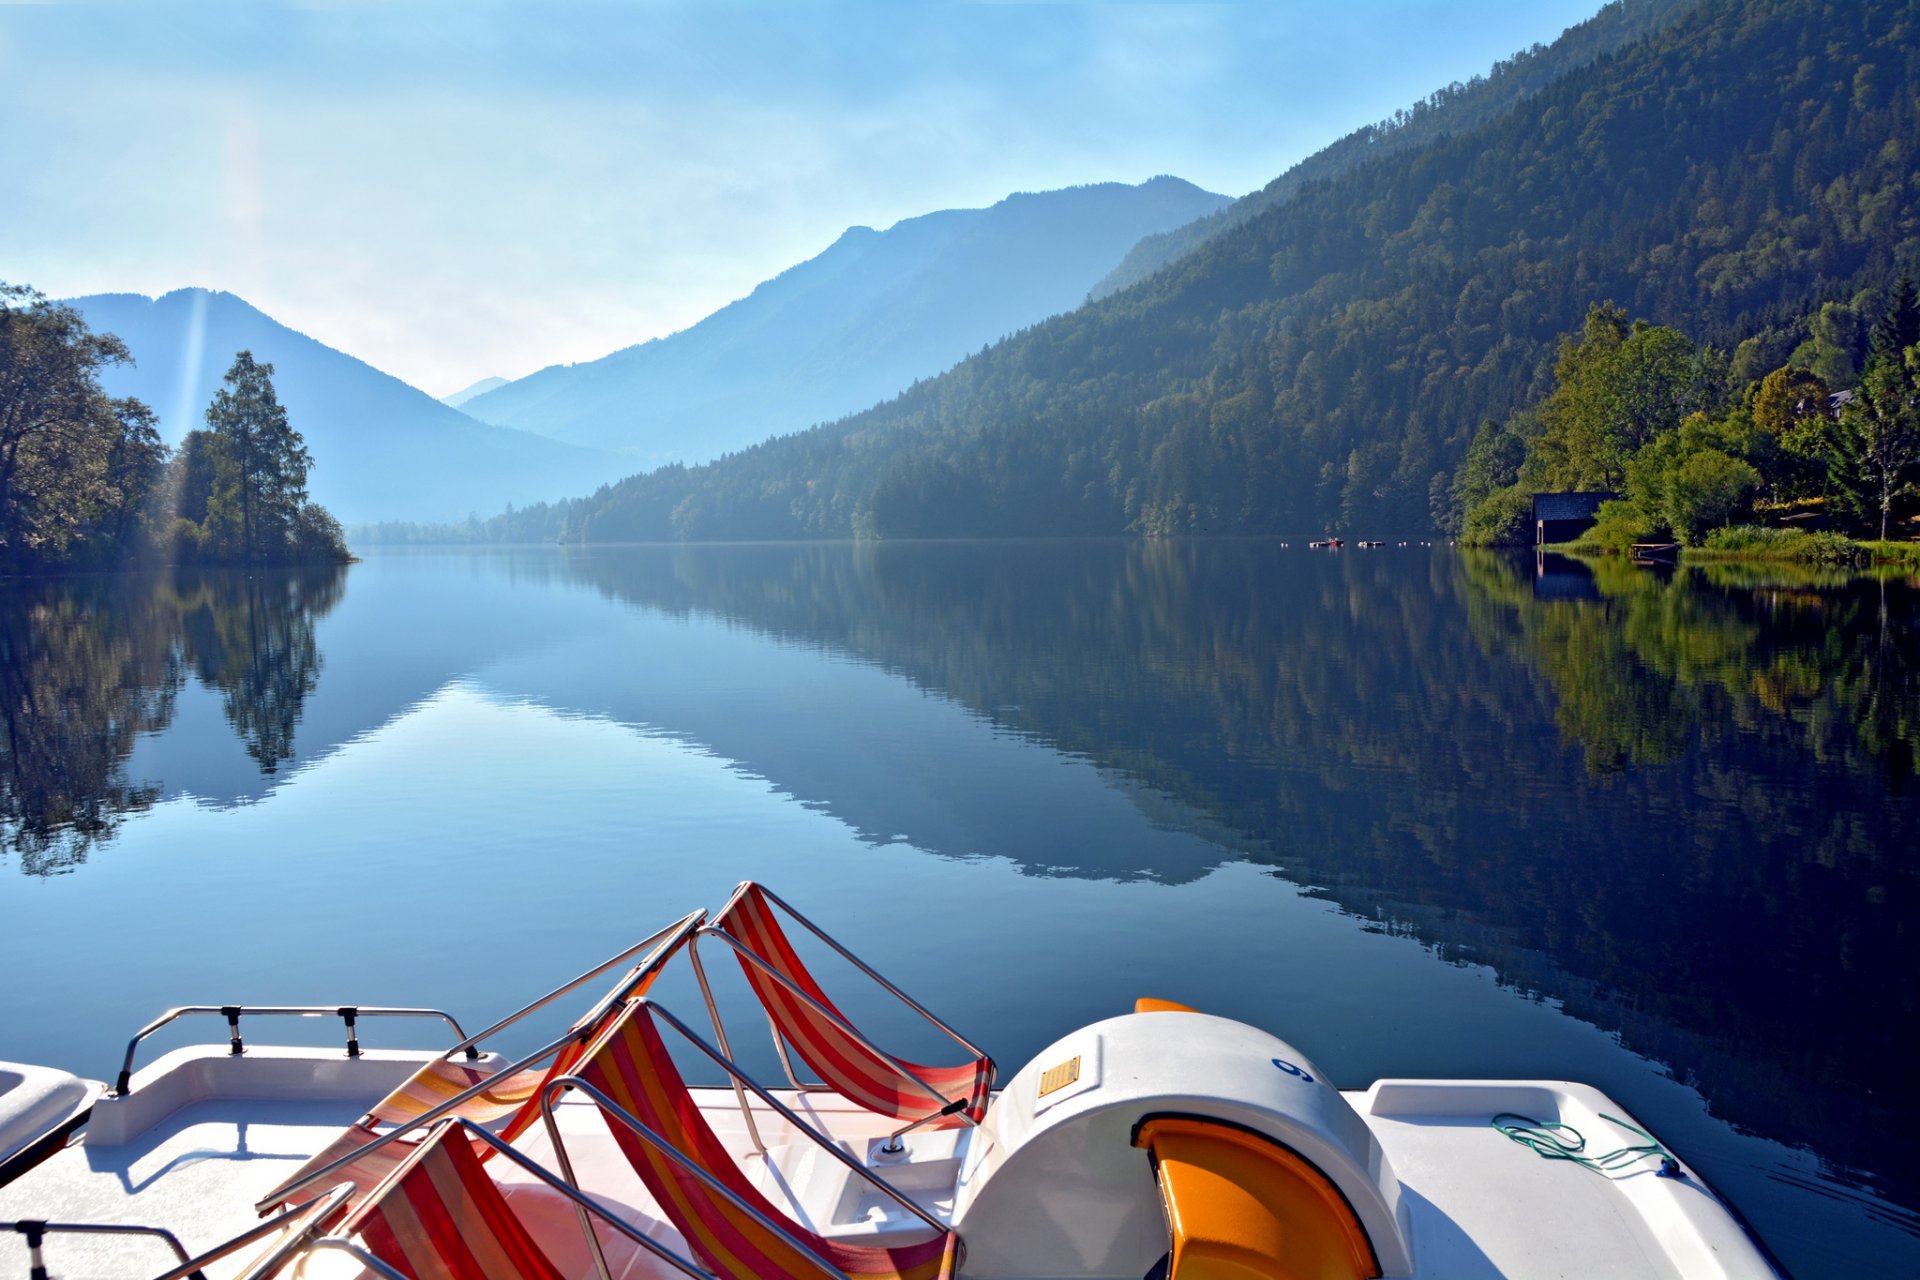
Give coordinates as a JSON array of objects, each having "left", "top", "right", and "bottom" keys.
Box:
[
  {"left": 0, "top": 884, "right": 1785, "bottom": 1278},
  {"left": 1310, "top": 537, "right": 1345, "bottom": 549}
]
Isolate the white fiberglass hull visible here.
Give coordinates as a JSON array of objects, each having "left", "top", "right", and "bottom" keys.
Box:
[{"left": 0, "top": 1031, "right": 1781, "bottom": 1280}]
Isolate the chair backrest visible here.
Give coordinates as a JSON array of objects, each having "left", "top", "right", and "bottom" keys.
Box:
[
  {"left": 341, "top": 1122, "right": 567, "bottom": 1280},
  {"left": 576, "top": 1001, "right": 959, "bottom": 1280},
  {"left": 709, "top": 883, "right": 990, "bottom": 1128}
]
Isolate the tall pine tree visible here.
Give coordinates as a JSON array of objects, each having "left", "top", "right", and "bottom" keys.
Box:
[{"left": 204, "top": 351, "right": 311, "bottom": 561}]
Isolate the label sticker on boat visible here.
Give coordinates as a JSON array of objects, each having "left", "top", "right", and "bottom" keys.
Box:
[
  {"left": 1272, "top": 1057, "right": 1316, "bottom": 1084},
  {"left": 1038, "top": 1055, "right": 1082, "bottom": 1098},
  {"left": 1031, "top": 1034, "right": 1102, "bottom": 1115}
]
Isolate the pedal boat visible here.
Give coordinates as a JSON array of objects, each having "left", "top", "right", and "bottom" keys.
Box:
[{"left": 0, "top": 890, "right": 1785, "bottom": 1280}]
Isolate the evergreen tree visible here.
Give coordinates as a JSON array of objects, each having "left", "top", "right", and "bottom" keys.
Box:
[
  {"left": 203, "top": 351, "right": 312, "bottom": 561},
  {"left": 1869, "top": 277, "right": 1919, "bottom": 360},
  {"left": 1829, "top": 344, "right": 1920, "bottom": 540}
]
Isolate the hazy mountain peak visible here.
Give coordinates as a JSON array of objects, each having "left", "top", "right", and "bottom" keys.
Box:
[
  {"left": 441, "top": 375, "right": 509, "bottom": 408},
  {"left": 64, "top": 289, "right": 634, "bottom": 523},
  {"left": 462, "top": 175, "right": 1229, "bottom": 463}
]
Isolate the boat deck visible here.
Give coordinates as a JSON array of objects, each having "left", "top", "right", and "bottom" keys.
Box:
[
  {"left": 0, "top": 1048, "right": 947, "bottom": 1280},
  {"left": 0, "top": 1049, "right": 1773, "bottom": 1278}
]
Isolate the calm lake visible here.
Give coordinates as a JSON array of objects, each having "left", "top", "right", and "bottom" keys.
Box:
[{"left": 1, "top": 541, "right": 1915, "bottom": 1277}]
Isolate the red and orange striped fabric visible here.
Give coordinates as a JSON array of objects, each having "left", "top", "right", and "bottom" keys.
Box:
[
  {"left": 712, "top": 885, "right": 991, "bottom": 1129},
  {"left": 369, "top": 956, "right": 667, "bottom": 1134},
  {"left": 578, "top": 1002, "right": 961, "bottom": 1280},
  {"left": 259, "top": 934, "right": 686, "bottom": 1215},
  {"left": 343, "top": 1123, "right": 568, "bottom": 1280}
]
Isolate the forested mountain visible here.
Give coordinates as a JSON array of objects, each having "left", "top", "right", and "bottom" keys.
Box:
[
  {"left": 68, "top": 290, "right": 632, "bottom": 523},
  {"left": 460, "top": 178, "right": 1228, "bottom": 464},
  {"left": 1087, "top": 0, "right": 1705, "bottom": 303},
  {"left": 557, "top": 0, "right": 1919, "bottom": 543}
]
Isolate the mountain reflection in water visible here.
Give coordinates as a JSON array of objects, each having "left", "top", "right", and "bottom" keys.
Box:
[{"left": 0, "top": 542, "right": 1914, "bottom": 1275}]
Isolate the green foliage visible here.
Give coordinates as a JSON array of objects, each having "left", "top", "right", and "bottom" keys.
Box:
[
  {"left": 1751, "top": 365, "right": 1833, "bottom": 498},
  {"left": 1585, "top": 498, "right": 1659, "bottom": 552},
  {"left": 552, "top": 0, "right": 1920, "bottom": 544},
  {"left": 202, "top": 351, "right": 311, "bottom": 560},
  {"left": 1663, "top": 449, "right": 1763, "bottom": 543},
  {"left": 1530, "top": 307, "right": 1709, "bottom": 490},
  {"left": 1702, "top": 524, "right": 1862, "bottom": 562},
  {"left": 1825, "top": 343, "right": 1920, "bottom": 540},
  {"left": 1787, "top": 298, "right": 1870, "bottom": 386},
  {"left": 1090, "top": 0, "right": 1709, "bottom": 302},
  {"left": 0, "top": 283, "right": 166, "bottom": 567},
  {"left": 176, "top": 353, "right": 347, "bottom": 565},
  {"left": 0, "top": 295, "right": 348, "bottom": 570},
  {"left": 1460, "top": 485, "right": 1534, "bottom": 546}
]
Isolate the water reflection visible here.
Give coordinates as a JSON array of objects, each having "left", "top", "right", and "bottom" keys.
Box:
[
  {"left": 1, "top": 542, "right": 1915, "bottom": 1249},
  {"left": 540, "top": 542, "right": 1918, "bottom": 1205},
  {"left": 0, "top": 565, "right": 346, "bottom": 874}
]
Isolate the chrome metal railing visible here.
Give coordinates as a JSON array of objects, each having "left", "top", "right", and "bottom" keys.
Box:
[{"left": 115, "top": 1006, "right": 473, "bottom": 1095}]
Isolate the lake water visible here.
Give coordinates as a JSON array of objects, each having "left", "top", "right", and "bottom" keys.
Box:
[{"left": 1, "top": 541, "right": 1915, "bottom": 1277}]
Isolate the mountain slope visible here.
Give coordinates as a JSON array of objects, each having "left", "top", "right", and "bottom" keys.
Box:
[
  {"left": 440, "top": 376, "right": 508, "bottom": 409},
  {"left": 462, "top": 177, "right": 1228, "bottom": 464},
  {"left": 561, "top": 0, "right": 1919, "bottom": 542},
  {"left": 69, "top": 290, "right": 633, "bottom": 524},
  {"left": 1086, "top": 0, "right": 1706, "bottom": 303}
]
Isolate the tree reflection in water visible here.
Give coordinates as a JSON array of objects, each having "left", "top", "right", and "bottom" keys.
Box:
[{"left": 0, "top": 564, "right": 345, "bottom": 874}]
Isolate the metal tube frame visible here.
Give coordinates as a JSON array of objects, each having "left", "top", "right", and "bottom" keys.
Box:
[
  {"left": 256, "top": 1018, "right": 587, "bottom": 1213},
  {"left": 544, "top": 999, "right": 950, "bottom": 1236},
  {"left": 3, "top": 1220, "right": 195, "bottom": 1279},
  {"left": 749, "top": 884, "right": 988, "bottom": 1062},
  {"left": 147, "top": 1183, "right": 356, "bottom": 1280},
  {"left": 695, "top": 930, "right": 960, "bottom": 1120},
  {"left": 438, "top": 910, "right": 704, "bottom": 1060},
  {"left": 693, "top": 922, "right": 977, "bottom": 1150},
  {"left": 253, "top": 909, "right": 706, "bottom": 1214},
  {"left": 540, "top": 1077, "right": 852, "bottom": 1280},
  {"left": 461, "top": 1118, "right": 732, "bottom": 1280},
  {"left": 688, "top": 939, "right": 771, "bottom": 1155},
  {"left": 116, "top": 1006, "right": 473, "bottom": 1096}
]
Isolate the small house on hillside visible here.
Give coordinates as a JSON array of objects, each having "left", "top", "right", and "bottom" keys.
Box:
[{"left": 1532, "top": 491, "right": 1616, "bottom": 545}]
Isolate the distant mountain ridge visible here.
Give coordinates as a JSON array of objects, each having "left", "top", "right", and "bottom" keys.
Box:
[
  {"left": 441, "top": 376, "right": 508, "bottom": 409},
  {"left": 462, "top": 177, "right": 1228, "bottom": 464},
  {"left": 547, "top": 0, "right": 1918, "bottom": 543},
  {"left": 68, "top": 290, "right": 634, "bottom": 524}
]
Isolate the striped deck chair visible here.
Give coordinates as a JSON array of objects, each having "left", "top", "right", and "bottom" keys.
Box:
[
  {"left": 257, "top": 909, "right": 705, "bottom": 1215},
  {"left": 558, "top": 998, "right": 961, "bottom": 1280},
  {"left": 304, "top": 1118, "right": 692, "bottom": 1280},
  {"left": 693, "top": 884, "right": 991, "bottom": 1146}
]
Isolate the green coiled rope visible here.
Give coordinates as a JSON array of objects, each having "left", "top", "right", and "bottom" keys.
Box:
[{"left": 1491, "top": 1112, "right": 1682, "bottom": 1177}]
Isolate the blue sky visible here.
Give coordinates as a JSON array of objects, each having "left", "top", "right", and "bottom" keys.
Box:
[{"left": 2, "top": 0, "right": 1604, "bottom": 395}]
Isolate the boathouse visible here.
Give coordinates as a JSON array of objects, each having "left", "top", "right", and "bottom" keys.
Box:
[{"left": 1532, "top": 491, "right": 1615, "bottom": 545}]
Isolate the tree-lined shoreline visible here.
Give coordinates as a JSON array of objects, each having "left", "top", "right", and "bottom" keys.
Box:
[{"left": 0, "top": 285, "right": 349, "bottom": 574}]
